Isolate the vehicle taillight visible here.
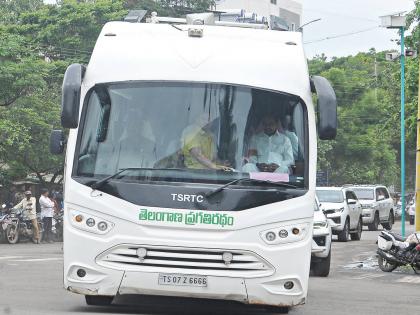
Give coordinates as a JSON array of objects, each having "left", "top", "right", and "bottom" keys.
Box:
[{"left": 415, "top": 244, "right": 420, "bottom": 251}]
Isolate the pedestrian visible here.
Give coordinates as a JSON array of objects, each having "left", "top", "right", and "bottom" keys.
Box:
[
  {"left": 39, "top": 188, "right": 55, "bottom": 243},
  {"left": 408, "top": 202, "right": 416, "bottom": 225},
  {"left": 13, "top": 190, "right": 40, "bottom": 244}
]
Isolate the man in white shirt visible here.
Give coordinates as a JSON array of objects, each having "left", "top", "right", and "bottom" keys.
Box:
[
  {"left": 14, "top": 190, "right": 40, "bottom": 244},
  {"left": 243, "top": 115, "right": 294, "bottom": 173},
  {"left": 39, "top": 188, "right": 55, "bottom": 243}
]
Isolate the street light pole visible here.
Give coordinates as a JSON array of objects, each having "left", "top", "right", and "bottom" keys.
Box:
[
  {"left": 400, "top": 26, "right": 406, "bottom": 236},
  {"left": 296, "top": 18, "right": 321, "bottom": 32},
  {"left": 380, "top": 12, "right": 407, "bottom": 236}
]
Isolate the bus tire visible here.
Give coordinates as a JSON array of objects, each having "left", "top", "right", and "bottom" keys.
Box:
[{"left": 85, "top": 295, "right": 114, "bottom": 306}]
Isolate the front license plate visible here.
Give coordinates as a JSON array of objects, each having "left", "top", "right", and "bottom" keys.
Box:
[{"left": 158, "top": 274, "right": 207, "bottom": 287}]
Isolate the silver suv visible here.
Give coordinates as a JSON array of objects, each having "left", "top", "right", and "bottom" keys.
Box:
[{"left": 352, "top": 185, "right": 394, "bottom": 231}]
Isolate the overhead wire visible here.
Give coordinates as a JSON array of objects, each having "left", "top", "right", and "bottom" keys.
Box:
[{"left": 304, "top": 26, "right": 380, "bottom": 44}]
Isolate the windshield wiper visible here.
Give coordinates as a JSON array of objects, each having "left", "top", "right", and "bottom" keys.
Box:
[
  {"left": 90, "top": 167, "right": 187, "bottom": 190},
  {"left": 205, "top": 177, "right": 298, "bottom": 199}
]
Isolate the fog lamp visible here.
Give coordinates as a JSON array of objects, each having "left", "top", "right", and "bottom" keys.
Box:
[
  {"left": 284, "top": 281, "right": 294, "bottom": 290},
  {"left": 77, "top": 269, "right": 86, "bottom": 278}
]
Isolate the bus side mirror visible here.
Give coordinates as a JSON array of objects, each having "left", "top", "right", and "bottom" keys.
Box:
[
  {"left": 50, "top": 130, "right": 65, "bottom": 155},
  {"left": 311, "top": 76, "right": 337, "bottom": 140},
  {"left": 61, "top": 63, "right": 85, "bottom": 128}
]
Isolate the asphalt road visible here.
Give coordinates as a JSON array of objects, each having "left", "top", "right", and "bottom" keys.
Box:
[{"left": 0, "top": 221, "right": 418, "bottom": 315}]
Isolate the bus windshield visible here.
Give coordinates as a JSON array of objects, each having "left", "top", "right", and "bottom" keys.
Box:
[{"left": 75, "top": 82, "right": 307, "bottom": 188}]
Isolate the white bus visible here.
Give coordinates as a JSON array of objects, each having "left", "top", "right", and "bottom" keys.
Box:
[{"left": 50, "top": 12, "right": 336, "bottom": 313}]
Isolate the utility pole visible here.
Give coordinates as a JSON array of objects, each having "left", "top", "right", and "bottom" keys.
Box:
[
  {"left": 416, "top": 48, "right": 420, "bottom": 231},
  {"left": 400, "top": 26, "right": 406, "bottom": 236},
  {"left": 380, "top": 12, "right": 407, "bottom": 236}
]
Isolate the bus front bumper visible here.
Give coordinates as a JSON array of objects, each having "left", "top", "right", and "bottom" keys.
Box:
[
  {"left": 64, "top": 217, "right": 311, "bottom": 308},
  {"left": 117, "top": 271, "right": 306, "bottom": 307}
]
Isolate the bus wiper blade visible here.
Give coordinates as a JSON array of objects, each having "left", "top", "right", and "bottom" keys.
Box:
[
  {"left": 90, "top": 167, "right": 187, "bottom": 190},
  {"left": 205, "top": 178, "right": 298, "bottom": 199}
]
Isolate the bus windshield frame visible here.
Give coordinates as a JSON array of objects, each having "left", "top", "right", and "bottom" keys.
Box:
[{"left": 72, "top": 81, "right": 309, "bottom": 190}]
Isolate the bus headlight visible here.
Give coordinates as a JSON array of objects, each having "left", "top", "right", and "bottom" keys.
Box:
[
  {"left": 69, "top": 210, "right": 114, "bottom": 235},
  {"left": 260, "top": 223, "right": 309, "bottom": 245}
]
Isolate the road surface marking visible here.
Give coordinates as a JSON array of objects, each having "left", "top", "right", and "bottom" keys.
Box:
[
  {"left": 0, "top": 256, "right": 24, "bottom": 260},
  {"left": 10, "top": 258, "right": 62, "bottom": 262}
]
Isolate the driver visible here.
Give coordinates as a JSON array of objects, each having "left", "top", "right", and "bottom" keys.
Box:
[
  {"left": 243, "top": 115, "right": 294, "bottom": 173},
  {"left": 182, "top": 113, "right": 230, "bottom": 171}
]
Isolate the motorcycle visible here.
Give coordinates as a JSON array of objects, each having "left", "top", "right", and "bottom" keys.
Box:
[
  {"left": 377, "top": 230, "right": 420, "bottom": 273},
  {"left": 0, "top": 204, "right": 13, "bottom": 243},
  {"left": 52, "top": 209, "right": 64, "bottom": 242},
  {"left": 5, "top": 208, "right": 44, "bottom": 244}
]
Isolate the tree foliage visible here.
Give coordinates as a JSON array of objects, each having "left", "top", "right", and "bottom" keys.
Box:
[{"left": 0, "top": 0, "right": 213, "bottom": 186}]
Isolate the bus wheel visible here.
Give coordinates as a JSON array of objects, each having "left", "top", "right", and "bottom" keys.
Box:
[{"left": 85, "top": 295, "right": 114, "bottom": 306}]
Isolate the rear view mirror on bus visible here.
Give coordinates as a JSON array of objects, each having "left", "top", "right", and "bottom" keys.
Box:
[
  {"left": 61, "top": 63, "right": 85, "bottom": 128},
  {"left": 50, "top": 130, "right": 65, "bottom": 155},
  {"left": 310, "top": 76, "right": 337, "bottom": 140}
]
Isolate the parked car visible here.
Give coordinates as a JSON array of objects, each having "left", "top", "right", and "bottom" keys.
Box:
[
  {"left": 351, "top": 185, "right": 394, "bottom": 231},
  {"left": 316, "top": 187, "right": 363, "bottom": 242},
  {"left": 311, "top": 197, "right": 333, "bottom": 277}
]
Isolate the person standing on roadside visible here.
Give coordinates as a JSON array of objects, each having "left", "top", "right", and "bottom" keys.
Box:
[
  {"left": 39, "top": 188, "right": 55, "bottom": 243},
  {"left": 408, "top": 202, "right": 416, "bottom": 225},
  {"left": 14, "top": 190, "right": 40, "bottom": 244}
]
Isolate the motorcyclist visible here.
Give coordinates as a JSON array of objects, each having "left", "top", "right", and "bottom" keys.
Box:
[
  {"left": 13, "top": 190, "right": 40, "bottom": 244},
  {"left": 392, "top": 231, "right": 420, "bottom": 257}
]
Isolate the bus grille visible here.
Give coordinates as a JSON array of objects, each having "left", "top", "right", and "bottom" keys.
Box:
[{"left": 96, "top": 244, "right": 274, "bottom": 278}]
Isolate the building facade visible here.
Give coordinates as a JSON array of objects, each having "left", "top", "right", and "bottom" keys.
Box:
[{"left": 214, "top": 0, "right": 302, "bottom": 31}]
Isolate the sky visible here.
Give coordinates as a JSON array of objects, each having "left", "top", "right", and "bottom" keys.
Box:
[
  {"left": 301, "top": 0, "right": 415, "bottom": 58},
  {"left": 43, "top": 0, "right": 416, "bottom": 58}
]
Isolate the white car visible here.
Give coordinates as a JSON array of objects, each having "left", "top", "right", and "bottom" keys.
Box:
[
  {"left": 352, "top": 185, "right": 394, "bottom": 231},
  {"left": 316, "top": 187, "right": 363, "bottom": 242},
  {"left": 311, "top": 198, "right": 332, "bottom": 277}
]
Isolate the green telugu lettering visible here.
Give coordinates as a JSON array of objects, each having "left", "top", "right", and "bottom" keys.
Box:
[{"left": 138, "top": 209, "right": 234, "bottom": 227}]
